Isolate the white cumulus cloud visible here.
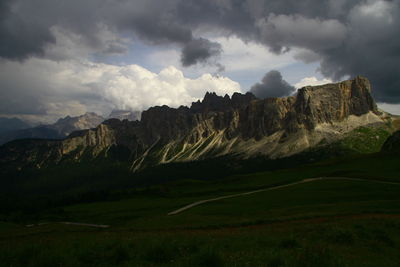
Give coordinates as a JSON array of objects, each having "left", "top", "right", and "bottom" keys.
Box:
[
  {"left": 377, "top": 103, "right": 400, "bottom": 115},
  {"left": 294, "top": 76, "right": 333, "bottom": 89},
  {"left": 0, "top": 58, "right": 241, "bottom": 123},
  {"left": 86, "top": 64, "right": 241, "bottom": 111}
]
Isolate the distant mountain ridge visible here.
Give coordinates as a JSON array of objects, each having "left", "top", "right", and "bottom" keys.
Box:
[
  {"left": 108, "top": 110, "right": 141, "bottom": 121},
  {"left": 0, "top": 117, "right": 31, "bottom": 134},
  {"left": 0, "top": 76, "right": 398, "bottom": 171},
  {"left": 0, "top": 112, "right": 104, "bottom": 145}
]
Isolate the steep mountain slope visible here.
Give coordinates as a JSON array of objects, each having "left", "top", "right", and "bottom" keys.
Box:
[
  {"left": 0, "top": 76, "right": 396, "bottom": 171},
  {"left": 0, "top": 112, "right": 104, "bottom": 145}
]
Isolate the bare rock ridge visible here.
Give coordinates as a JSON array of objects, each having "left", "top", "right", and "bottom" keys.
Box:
[
  {"left": 52, "top": 112, "right": 105, "bottom": 136},
  {"left": 0, "top": 76, "right": 389, "bottom": 170}
]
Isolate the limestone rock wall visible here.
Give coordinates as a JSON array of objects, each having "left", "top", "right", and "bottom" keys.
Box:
[{"left": 0, "top": 76, "right": 386, "bottom": 170}]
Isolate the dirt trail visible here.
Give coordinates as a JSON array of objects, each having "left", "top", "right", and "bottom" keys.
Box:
[
  {"left": 26, "top": 222, "right": 110, "bottom": 228},
  {"left": 167, "top": 177, "right": 400, "bottom": 215}
]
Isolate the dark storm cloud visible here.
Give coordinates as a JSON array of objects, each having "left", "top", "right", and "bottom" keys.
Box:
[
  {"left": 257, "top": 14, "right": 347, "bottom": 53},
  {"left": 125, "top": 16, "right": 192, "bottom": 45},
  {"left": 175, "top": 0, "right": 400, "bottom": 103},
  {"left": 316, "top": 0, "right": 400, "bottom": 103},
  {"left": 124, "top": 15, "right": 222, "bottom": 66},
  {"left": 1, "top": 0, "right": 400, "bottom": 102},
  {"left": 0, "top": 0, "right": 221, "bottom": 66},
  {"left": 250, "top": 70, "right": 295, "bottom": 99},
  {"left": 0, "top": 0, "right": 55, "bottom": 60},
  {"left": 181, "top": 38, "right": 222, "bottom": 66}
]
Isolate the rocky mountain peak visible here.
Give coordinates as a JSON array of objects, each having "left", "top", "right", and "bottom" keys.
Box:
[
  {"left": 294, "top": 76, "right": 378, "bottom": 128},
  {"left": 53, "top": 112, "right": 104, "bottom": 135},
  {"left": 0, "top": 112, "right": 105, "bottom": 145},
  {"left": 191, "top": 92, "right": 230, "bottom": 112},
  {"left": 83, "top": 112, "right": 101, "bottom": 117},
  {"left": 191, "top": 91, "right": 256, "bottom": 113},
  {"left": 0, "top": 76, "right": 391, "bottom": 171},
  {"left": 231, "top": 92, "right": 257, "bottom": 107}
]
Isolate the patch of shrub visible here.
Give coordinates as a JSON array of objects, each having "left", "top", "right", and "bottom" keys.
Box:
[
  {"left": 190, "top": 247, "right": 224, "bottom": 267},
  {"left": 267, "top": 256, "right": 285, "bottom": 267},
  {"left": 280, "top": 238, "right": 301, "bottom": 249},
  {"left": 329, "top": 229, "right": 355, "bottom": 245},
  {"left": 294, "top": 246, "right": 344, "bottom": 267},
  {"left": 143, "top": 242, "right": 177, "bottom": 264},
  {"left": 372, "top": 230, "right": 396, "bottom": 247}
]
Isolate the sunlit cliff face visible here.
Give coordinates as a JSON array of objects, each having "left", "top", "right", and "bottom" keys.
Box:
[{"left": 1, "top": 77, "right": 392, "bottom": 172}]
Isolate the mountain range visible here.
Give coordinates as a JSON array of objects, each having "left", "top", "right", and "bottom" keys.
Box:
[
  {"left": 0, "top": 109, "right": 142, "bottom": 145},
  {"left": 0, "top": 112, "right": 105, "bottom": 145},
  {"left": 0, "top": 117, "right": 31, "bottom": 134},
  {"left": 1, "top": 76, "right": 399, "bottom": 172}
]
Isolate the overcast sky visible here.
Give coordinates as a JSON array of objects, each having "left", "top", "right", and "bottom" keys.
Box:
[{"left": 1, "top": 0, "right": 399, "bottom": 123}]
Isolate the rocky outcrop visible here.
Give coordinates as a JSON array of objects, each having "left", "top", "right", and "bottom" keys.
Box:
[
  {"left": 190, "top": 92, "right": 256, "bottom": 112},
  {"left": 294, "top": 76, "right": 377, "bottom": 126},
  {"left": 0, "top": 76, "right": 389, "bottom": 171}
]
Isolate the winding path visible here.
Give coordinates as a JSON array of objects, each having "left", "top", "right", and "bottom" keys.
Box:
[
  {"left": 167, "top": 177, "right": 400, "bottom": 215},
  {"left": 26, "top": 222, "right": 110, "bottom": 228}
]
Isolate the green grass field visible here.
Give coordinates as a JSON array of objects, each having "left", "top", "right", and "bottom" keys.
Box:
[
  {"left": 1, "top": 216, "right": 400, "bottom": 267},
  {"left": 0, "top": 152, "right": 400, "bottom": 266}
]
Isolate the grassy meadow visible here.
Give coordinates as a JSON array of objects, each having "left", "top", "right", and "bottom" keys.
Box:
[{"left": 0, "top": 151, "right": 400, "bottom": 266}]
